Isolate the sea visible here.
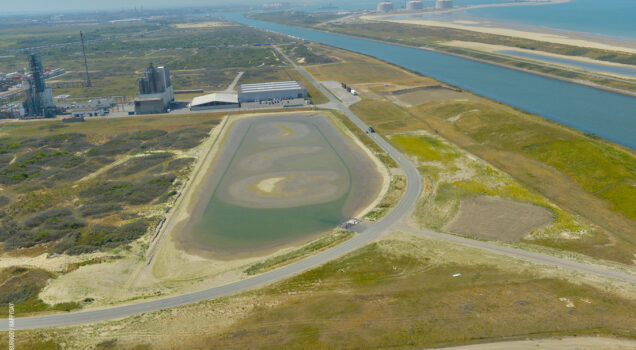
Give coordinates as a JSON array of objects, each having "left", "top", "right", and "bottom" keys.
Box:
[{"left": 394, "top": 0, "right": 636, "bottom": 41}]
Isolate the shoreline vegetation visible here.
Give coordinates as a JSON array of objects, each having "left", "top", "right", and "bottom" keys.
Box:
[
  {"left": 0, "top": 13, "right": 634, "bottom": 349},
  {"left": 298, "top": 42, "right": 636, "bottom": 265}
]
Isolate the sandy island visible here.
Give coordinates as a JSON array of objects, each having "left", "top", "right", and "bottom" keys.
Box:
[{"left": 365, "top": 0, "right": 636, "bottom": 54}]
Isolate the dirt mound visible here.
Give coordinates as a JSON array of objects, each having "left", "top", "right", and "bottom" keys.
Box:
[{"left": 444, "top": 196, "right": 553, "bottom": 242}]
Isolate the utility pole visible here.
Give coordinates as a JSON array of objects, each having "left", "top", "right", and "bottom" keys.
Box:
[{"left": 80, "top": 31, "right": 92, "bottom": 87}]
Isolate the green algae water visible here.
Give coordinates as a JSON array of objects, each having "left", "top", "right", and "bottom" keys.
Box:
[
  {"left": 188, "top": 196, "right": 348, "bottom": 252},
  {"left": 180, "top": 114, "right": 380, "bottom": 255}
]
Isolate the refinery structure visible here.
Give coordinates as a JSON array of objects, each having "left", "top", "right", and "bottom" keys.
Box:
[
  {"left": 134, "top": 63, "right": 174, "bottom": 115},
  {"left": 23, "top": 53, "right": 57, "bottom": 118}
]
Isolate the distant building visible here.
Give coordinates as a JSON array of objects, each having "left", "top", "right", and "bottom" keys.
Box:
[
  {"left": 376, "top": 2, "right": 394, "bottom": 12},
  {"left": 134, "top": 63, "right": 174, "bottom": 115},
  {"left": 237, "top": 81, "right": 307, "bottom": 103},
  {"left": 436, "top": 0, "right": 453, "bottom": 9},
  {"left": 262, "top": 2, "right": 290, "bottom": 9},
  {"left": 406, "top": 0, "right": 424, "bottom": 10},
  {"left": 190, "top": 92, "right": 239, "bottom": 111}
]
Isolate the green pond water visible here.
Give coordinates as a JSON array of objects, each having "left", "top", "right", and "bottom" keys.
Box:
[
  {"left": 181, "top": 115, "right": 377, "bottom": 254},
  {"left": 188, "top": 196, "right": 348, "bottom": 252}
]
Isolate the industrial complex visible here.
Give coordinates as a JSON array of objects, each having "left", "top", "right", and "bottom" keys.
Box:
[
  {"left": 134, "top": 63, "right": 174, "bottom": 115},
  {"left": 189, "top": 81, "right": 308, "bottom": 111},
  {"left": 375, "top": 0, "right": 451, "bottom": 12},
  {"left": 22, "top": 53, "right": 57, "bottom": 118},
  {"left": 1, "top": 51, "right": 310, "bottom": 119},
  {"left": 376, "top": 2, "right": 394, "bottom": 12},
  {"left": 406, "top": 1, "right": 424, "bottom": 11}
]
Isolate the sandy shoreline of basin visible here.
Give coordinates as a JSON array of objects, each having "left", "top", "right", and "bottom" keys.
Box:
[{"left": 148, "top": 110, "right": 389, "bottom": 281}]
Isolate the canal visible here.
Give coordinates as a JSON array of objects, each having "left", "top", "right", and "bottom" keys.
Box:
[{"left": 228, "top": 14, "right": 636, "bottom": 149}]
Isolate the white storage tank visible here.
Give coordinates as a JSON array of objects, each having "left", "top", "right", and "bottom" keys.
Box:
[
  {"left": 436, "top": 0, "right": 453, "bottom": 9},
  {"left": 377, "top": 2, "right": 394, "bottom": 12},
  {"left": 406, "top": 0, "right": 424, "bottom": 11}
]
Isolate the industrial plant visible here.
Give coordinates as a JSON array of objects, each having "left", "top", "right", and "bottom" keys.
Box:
[
  {"left": 134, "top": 63, "right": 174, "bottom": 115},
  {"left": 23, "top": 53, "right": 57, "bottom": 118},
  {"left": 436, "top": 0, "right": 453, "bottom": 10},
  {"left": 406, "top": 1, "right": 424, "bottom": 11},
  {"left": 376, "top": 2, "right": 394, "bottom": 13}
]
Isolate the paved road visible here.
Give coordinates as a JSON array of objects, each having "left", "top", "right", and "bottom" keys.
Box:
[
  {"left": 399, "top": 226, "right": 636, "bottom": 284},
  {"left": 3, "top": 47, "right": 635, "bottom": 331},
  {"left": 224, "top": 71, "right": 244, "bottom": 92},
  {"left": 0, "top": 47, "right": 423, "bottom": 332}
]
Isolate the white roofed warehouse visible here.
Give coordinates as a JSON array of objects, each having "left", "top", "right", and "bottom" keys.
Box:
[
  {"left": 237, "top": 81, "right": 307, "bottom": 103},
  {"left": 189, "top": 92, "right": 239, "bottom": 111}
]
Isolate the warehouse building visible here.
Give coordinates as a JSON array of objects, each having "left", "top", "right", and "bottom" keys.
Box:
[
  {"left": 189, "top": 92, "right": 239, "bottom": 111},
  {"left": 237, "top": 81, "right": 307, "bottom": 103}
]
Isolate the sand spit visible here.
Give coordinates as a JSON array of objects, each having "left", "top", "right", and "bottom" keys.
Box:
[
  {"left": 365, "top": 0, "right": 636, "bottom": 55},
  {"left": 372, "top": 18, "right": 636, "bottom": 54}
]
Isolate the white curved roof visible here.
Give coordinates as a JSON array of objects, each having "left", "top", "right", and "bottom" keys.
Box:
[{"left": 191, "top": 92, "right": 238, "bottom": 106}]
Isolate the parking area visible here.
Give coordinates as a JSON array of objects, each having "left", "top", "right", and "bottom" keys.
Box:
[{"left": 321, "top": 81, "right": 361, "bottom": 106}]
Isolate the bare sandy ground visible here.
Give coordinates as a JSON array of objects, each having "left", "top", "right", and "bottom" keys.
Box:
[
  {"left": 364, "top": 16, "right": 636, "bottom": 54},
  {"left": 443, "top": 40, "right": 636, "bottom": 80},
  {"left": 438, "top": 337, "right": 636, "bottom": 350},
  {"left": 444, "top": 196, "right": 553, "bottom": 242}
]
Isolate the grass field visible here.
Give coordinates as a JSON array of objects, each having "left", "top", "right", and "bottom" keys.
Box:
[
  {"left": 7, "top": 231, "right": 634, "bottom": 349},
  {"left": 244, "top": 229, "right": 354, "bottom": 275},
  {"left": 0, "top": 21, "right": 328, "bottom": 101},
  {"left": 389, "top": 133, "right": 606, "bottom": 249},
  {"left": 0, "top": 112, "right": 226, "bottom": 315},
  {"left": 304, "top": 43, "right": 636, "bottom": 264}
]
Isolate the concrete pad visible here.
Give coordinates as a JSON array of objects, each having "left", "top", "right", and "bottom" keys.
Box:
[{"left": 321, "top": 81, "right": 361, "bottom": 106}]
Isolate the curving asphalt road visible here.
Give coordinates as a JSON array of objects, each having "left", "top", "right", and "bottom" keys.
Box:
[
  {"left": 2, "top": 46, "right": 635, "bottom": 331},
  {"left": 0, "top": 47, "right": 423, "bottom": 332}
]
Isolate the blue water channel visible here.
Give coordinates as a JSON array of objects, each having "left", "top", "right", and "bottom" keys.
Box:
[{"left": 228, "top": 14, "right": 636, "bottom": 149}]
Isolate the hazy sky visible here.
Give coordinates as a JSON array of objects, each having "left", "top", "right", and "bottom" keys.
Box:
[{"left": 3, "top": 0, "right": 317, "bottom": 14}]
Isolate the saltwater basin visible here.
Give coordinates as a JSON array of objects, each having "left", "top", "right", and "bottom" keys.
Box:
[{"left": 178, "top": 114, "right": 381, "bottom": 256}]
